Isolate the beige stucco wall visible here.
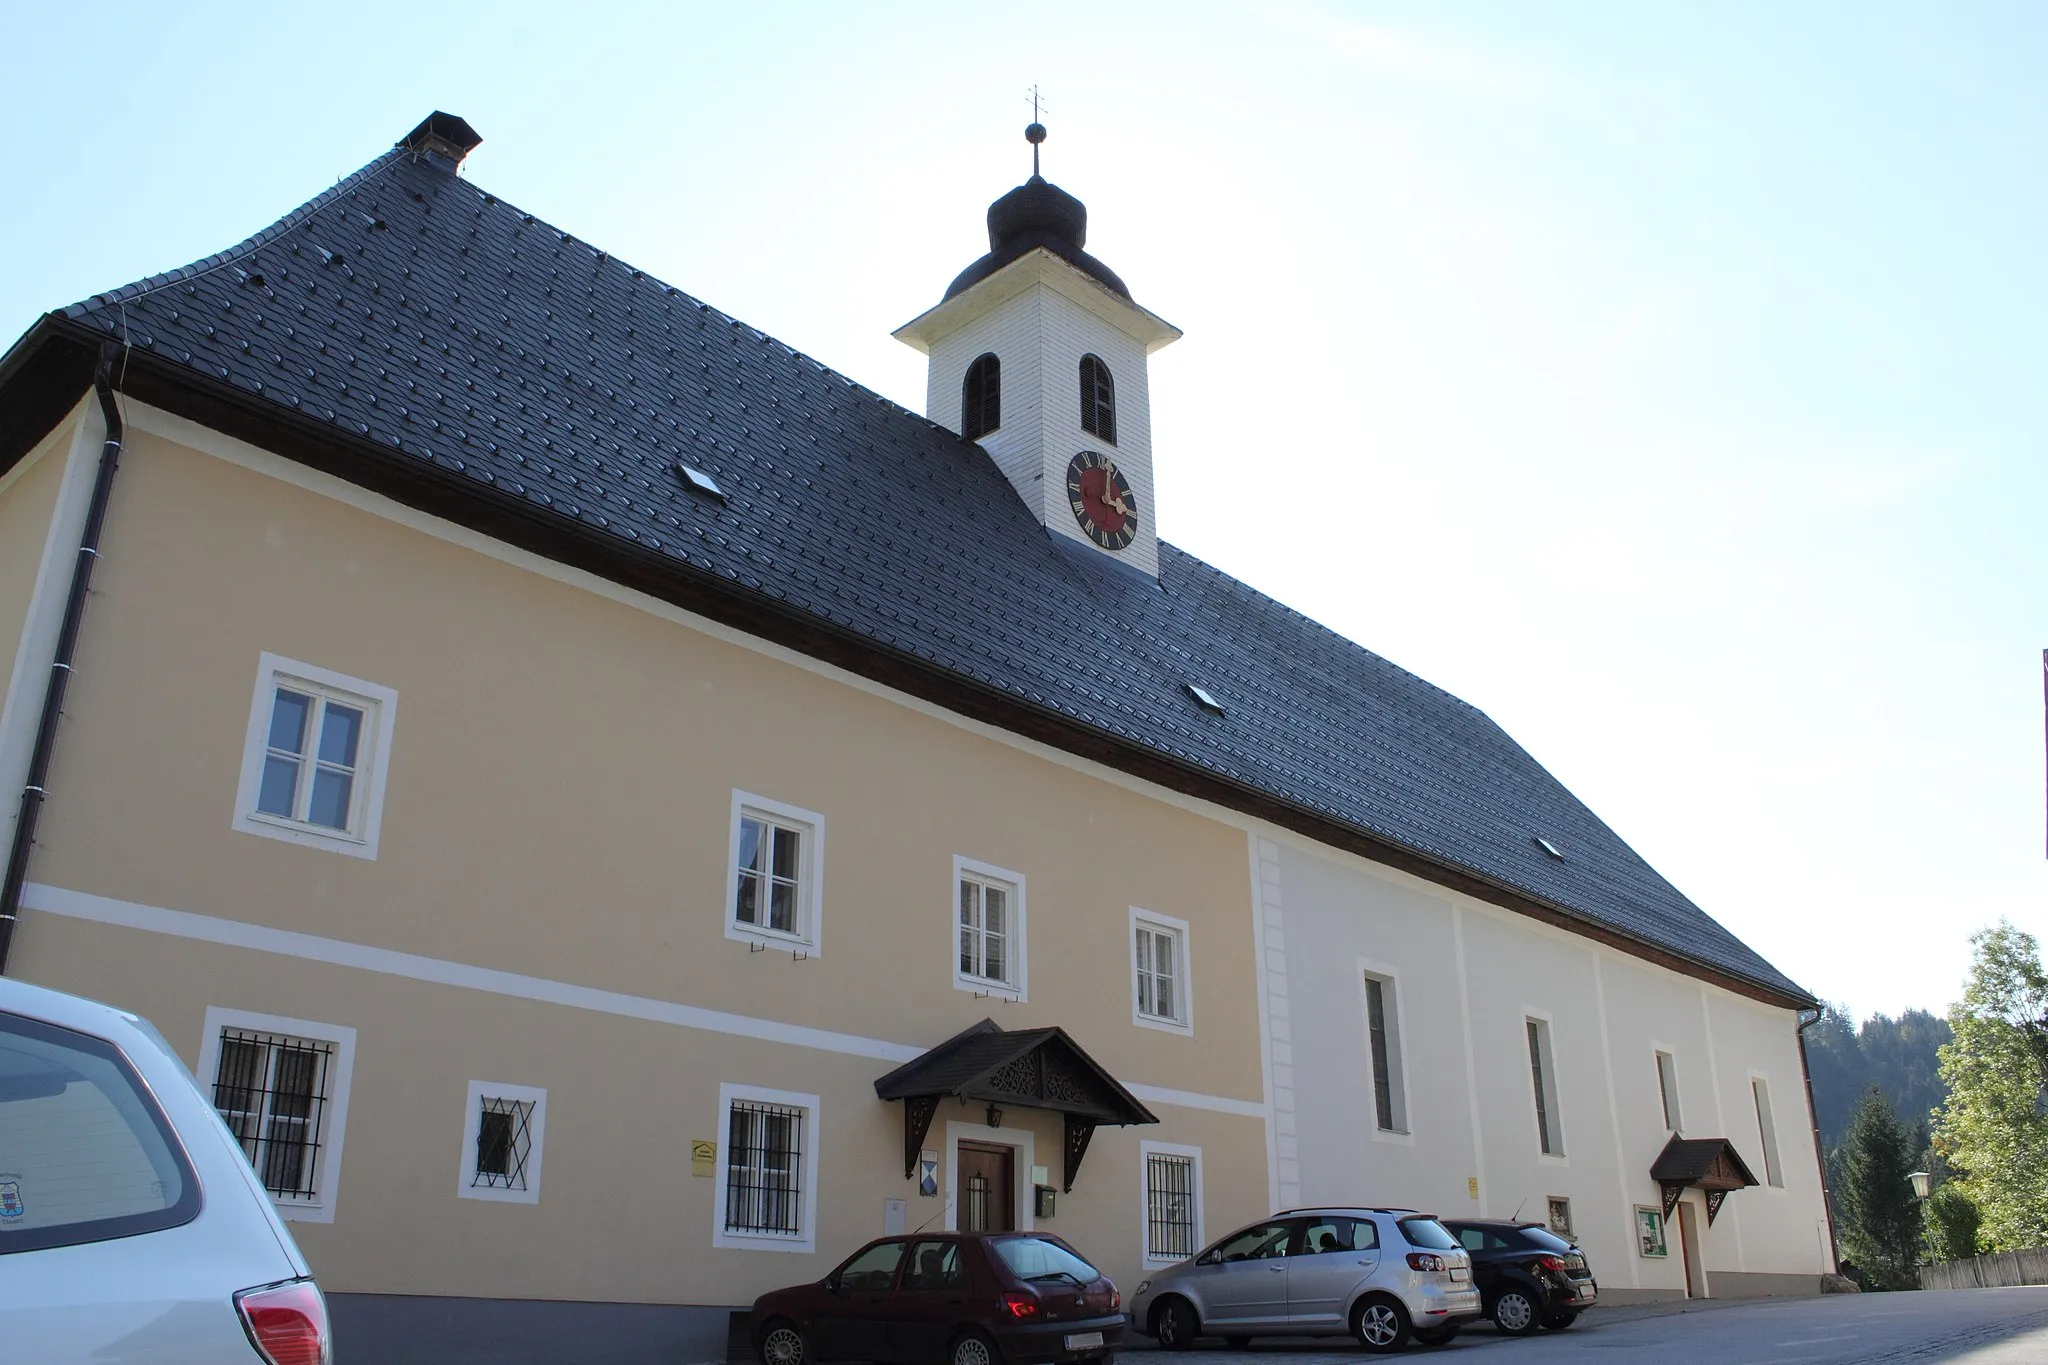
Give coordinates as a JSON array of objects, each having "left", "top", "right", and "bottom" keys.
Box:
[
  {"left": 21, "top": 911, "right": 1269, "bottom": 1304},
  {"left": 0, "top": 415, "right": 76, "bottom": 704},
  {"left": 8, "top": 411, "right": 1269, "bottom": 1301}
]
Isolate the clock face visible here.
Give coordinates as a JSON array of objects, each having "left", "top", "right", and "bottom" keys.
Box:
[{"left": 1066, "top": 451, "right": 1139, "bottom": 551}]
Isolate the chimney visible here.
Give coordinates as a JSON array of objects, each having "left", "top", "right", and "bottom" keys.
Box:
[{"left": 399, "top": 111, "right": 483, "bottom": 171}]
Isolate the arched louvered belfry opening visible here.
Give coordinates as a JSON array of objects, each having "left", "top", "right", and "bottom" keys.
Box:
[
  {"left": 1079, "top": 354, "right": 1117, "bottom": 445},
  {"left": 961, "top": 353, "right": 1001, "bottom": 441}
]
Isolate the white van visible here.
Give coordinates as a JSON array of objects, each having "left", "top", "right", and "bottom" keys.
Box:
[{"left": 0, "top": 975, "right": 331, "bottom": 1364}]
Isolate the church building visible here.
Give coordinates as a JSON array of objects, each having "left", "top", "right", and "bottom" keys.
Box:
[{"left": 0, "top": 112, "right": 1832, "bottom": 1363}]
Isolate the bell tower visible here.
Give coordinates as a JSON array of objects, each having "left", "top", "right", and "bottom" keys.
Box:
[{"left": 894, "top": 121, "right": 1180, "bottom": 577}]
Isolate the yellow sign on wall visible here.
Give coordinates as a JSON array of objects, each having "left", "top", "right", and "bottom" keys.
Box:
[
  {"left": 691, "top": 1140, "right": 717, "bottom": 1177},
  {"left": 1467, "top": 1177, "right": 1480, "bottom": 1201}
]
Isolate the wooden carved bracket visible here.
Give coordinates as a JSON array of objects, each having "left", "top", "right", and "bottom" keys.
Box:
[
  {"left": 1063, "top": 1113, "right": 1096, "bottom": 1192},
  {"left": 902, "top": 1095, "right": 939, "bottom": 1179}
]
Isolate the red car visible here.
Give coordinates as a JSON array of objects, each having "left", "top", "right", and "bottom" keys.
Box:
[{"left": 753, "top": 1231, "right": 1124, "bottom": 1365}]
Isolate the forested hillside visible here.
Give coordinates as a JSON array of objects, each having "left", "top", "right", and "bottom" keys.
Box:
[{"left": 1803, "top": 1004, "right": 1951, "bottom": 1155}]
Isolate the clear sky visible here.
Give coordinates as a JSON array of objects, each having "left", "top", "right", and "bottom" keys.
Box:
[{"left": 4, "top": 2, "right": 2043, "bottom": 1020}]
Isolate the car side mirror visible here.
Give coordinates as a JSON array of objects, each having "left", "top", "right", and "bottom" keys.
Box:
[{"left": 1196, "top": 1250, "right": 1220, "bottom": 1267}]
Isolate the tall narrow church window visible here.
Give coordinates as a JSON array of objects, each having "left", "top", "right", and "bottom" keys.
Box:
[
  {"left": 1079, "top": 354, "right": 1117, "bottom": 445},
  {"left": 962, "top": 353, "right": 1001, "bottom": 441}
]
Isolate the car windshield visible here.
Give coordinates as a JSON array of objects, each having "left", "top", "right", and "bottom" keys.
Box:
[
  {"left": 1397, "top": 1217, "right": 1459, "bottom": 1250},
  {"left": 993, "top": 1236, "right": 1101, "bottom": 1283},
  {"left": 1520, "top": 1226, "right": 1576, "bottom": 1253}
]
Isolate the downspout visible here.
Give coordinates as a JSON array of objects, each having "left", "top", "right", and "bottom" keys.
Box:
[
  {"left": 1796, "top": 1005, "right": 1840, "bottom": 1273},
  {"left": 0, "top": 345, "right": 125, "bottom": 974}
]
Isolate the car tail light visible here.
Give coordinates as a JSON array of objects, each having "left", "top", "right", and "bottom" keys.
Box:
[
  {"left": 1110, "top": 1290, "right": 1122, "bottom": 1310},
  {"left": 1000, "top": 1292, "right": 1041, "bottom": 1320},
  {"left": 1536, "top": 1255, "right": 1568, "bottom": 1273},
  {"left": 1406, "top": 1253, "right": 1447, "bottom": 1273},
  {"left": 235, "top": 1278, "right": 330, "bottom": 1365}
]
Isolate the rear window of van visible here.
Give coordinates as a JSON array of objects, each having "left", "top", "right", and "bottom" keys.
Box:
[{"left": 0, "top": 1011, "right": 201, "bottom": 1254}]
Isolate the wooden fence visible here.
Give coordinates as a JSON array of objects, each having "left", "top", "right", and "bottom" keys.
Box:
[{"left": 1918, "top": 1248, "right": 2048, "bottom": 1291}]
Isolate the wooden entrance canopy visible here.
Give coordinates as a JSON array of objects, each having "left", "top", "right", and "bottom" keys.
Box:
[
  {"left": 874, "top": 1020, "right": 1158, "bottom": 1191},
  {"left": 1650, "top": 1134, "right": 1760, "bottom": 1226}
]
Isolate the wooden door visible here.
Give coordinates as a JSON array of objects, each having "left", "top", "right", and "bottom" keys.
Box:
[{"left": 957, "top": 1142, "right": 1015, "bottom": 1233}]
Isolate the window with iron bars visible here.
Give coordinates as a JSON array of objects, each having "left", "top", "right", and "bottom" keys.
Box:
[
  {"left": 212, "top": 1028, "right": 334, "bottom": 1201},
  {"left": 726, "top": 1099, "right": 804, "bottom": 1236},
  {"left": 1145, "top": 1151, "right": 1197, "bottom": 1260},
  {"left": 472, "top": 1096, "right": 536, "bottom": 1192}
]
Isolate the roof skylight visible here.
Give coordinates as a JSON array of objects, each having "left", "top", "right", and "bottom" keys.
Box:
[
  {"left": 675, "top": 462, "right": 727, "bottom": 501},
  {"left": 1533, "top": 836, "right": 1564, "bottom": 861},
  {"left": 1184, "top": 683, "right": 1227, "bottom": 715}
]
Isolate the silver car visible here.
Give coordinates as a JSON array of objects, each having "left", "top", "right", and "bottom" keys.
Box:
[
  {"left": 0, "top": 976, "right": 330, "bottom": 1364},
  {"left": 1127, "top": 1207, "right": 1482, "bottom": 1353}
]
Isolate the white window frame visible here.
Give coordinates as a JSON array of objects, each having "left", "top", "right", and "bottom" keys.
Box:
[
  {"left": 1654, "top": 1045, "right": 1683, "bottom": 1134},
  {"left": 724, "top": 791, "right": 826, "bottom": 954},
  {"left": 456, "top": 1080, "right": 548, "bottom": 1205},
  {"left": 232, "top": 652, "right": 398, "bottom": 860},
  {"left": 1358, "top": 960, "right": 1412, "bottom": 1141},
  {"left": 712, "top": 1082, "right": 821, "bottom": 1253},
  {"left": 195, "top": 1006, "right": 357, "bottom": 1224},
  {"left": 1139, "top": 1140, "right": 1204, "bottom": 1264},
  {"left": 1750, "top": 1072, "right": 1784, "bottom": 1188},
  {"left": 952, "top": 856, "right": 1027, "bottom": 1001},
  {"left": 1130, "top": 907, "right": 1193, "bottom": 1036},
  {"left": 1524, "top": 1010, "right": 1566, "bottom": 1162}
]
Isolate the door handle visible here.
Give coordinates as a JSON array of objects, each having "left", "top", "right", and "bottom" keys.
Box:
[{"left": 1269, "top": 1266, "right": 1286, "bottom": 1273}]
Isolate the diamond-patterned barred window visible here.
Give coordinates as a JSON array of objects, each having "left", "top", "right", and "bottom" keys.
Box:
[{"left": 473, "top": 1096, "right": 536, "bottom": 1191}]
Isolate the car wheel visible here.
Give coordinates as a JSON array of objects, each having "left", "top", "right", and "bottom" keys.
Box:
[
  {"left": 951, "top": 1328, "right": 1000, "bottom": 1365},
  {"left": 1540, "top": 1311, "right": 1578, "bottom": 1331},
  {"left": 1413, "top": 1325, "right": 1459, "bottom": 1347},
  {"left": 1223, "top": 1337, "right": 1251, "bottom": 1350},
  {"left": 758, "top": 1320, "right": 808, "bottom": 1365},
  {"left": 1491, "top": 1287, "right": 1540, "bottom": 1335},
  {"left": 1153, "top": 1298, "right": 1199, "bottom": 1352},
  {"left": 1352, "top": 1296, "right": 1411, "bottom": 1354}
]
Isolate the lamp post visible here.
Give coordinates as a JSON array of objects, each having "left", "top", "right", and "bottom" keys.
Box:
[{"left": 1908, "top": 1171, "right": 1933, "bottom": 1271}]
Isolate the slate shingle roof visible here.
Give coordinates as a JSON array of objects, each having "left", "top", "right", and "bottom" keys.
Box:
[
  {"left": 873, "top": 1019, "right": 1156, "bottom": 1125},
  {"left": 17, "top": 125, "right": 1810, "bottom": 1006}
]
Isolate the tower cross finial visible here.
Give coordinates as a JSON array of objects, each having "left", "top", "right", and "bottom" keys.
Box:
[{"left": 1024, "top": 86, "right": 1050, "bottom": 177}]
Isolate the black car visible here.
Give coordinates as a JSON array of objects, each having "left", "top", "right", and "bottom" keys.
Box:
[
  {"left": 752, "top": 1232, "right": 1124, "bottom": 1365},
  {"left": 1439, "top": 1220, "right": 1598, "bottom": 1334}
]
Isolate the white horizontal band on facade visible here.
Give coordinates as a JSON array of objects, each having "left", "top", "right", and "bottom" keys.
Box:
[{"left": 20, "top": 882, "right": 1267, "bottom": 1120}]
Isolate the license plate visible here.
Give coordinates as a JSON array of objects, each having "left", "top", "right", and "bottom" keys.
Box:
[
  {"left": 1578, "top": 1284, "right": 1596, "bottom": 1299},
  {"left": 1064, "top": 1333, "right": 1104, "bottom": 1351},
  {"left": 1450, "top": 1268, "right": 1469, "bottom": 1282}
]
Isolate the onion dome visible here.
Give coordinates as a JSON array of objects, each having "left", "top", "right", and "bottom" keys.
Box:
[{"left": 942, "top": 130, "right": 1133, "bottom": 302}]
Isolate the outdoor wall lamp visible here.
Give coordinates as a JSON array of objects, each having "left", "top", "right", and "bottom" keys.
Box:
[{"left": 986, "top": 1104, "right": 1002, "bottom": 1128}]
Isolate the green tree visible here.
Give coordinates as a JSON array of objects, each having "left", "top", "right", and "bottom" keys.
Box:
[
  {"left": 1803, "top": 1001, "right": 1951, "bottom": 1157},
  {"left": 1837, "top": 1086, "right": 1921, "bottom": 1288},
  {"left": 1932, "top": 923, "right": 2048, "bottom": 1251},
  {"left": 1924, "top": 1183, "right": 1982, "bottom": 1262}
]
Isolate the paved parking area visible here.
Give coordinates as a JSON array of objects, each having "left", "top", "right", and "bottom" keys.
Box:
[{"left": 1127, "top": 1287, "right": 2048, "bottom": 1364}]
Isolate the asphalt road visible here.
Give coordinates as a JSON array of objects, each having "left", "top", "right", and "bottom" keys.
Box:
[{"left": 1133, "top": 1287, "right": 2048, "bottom": 1363}]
